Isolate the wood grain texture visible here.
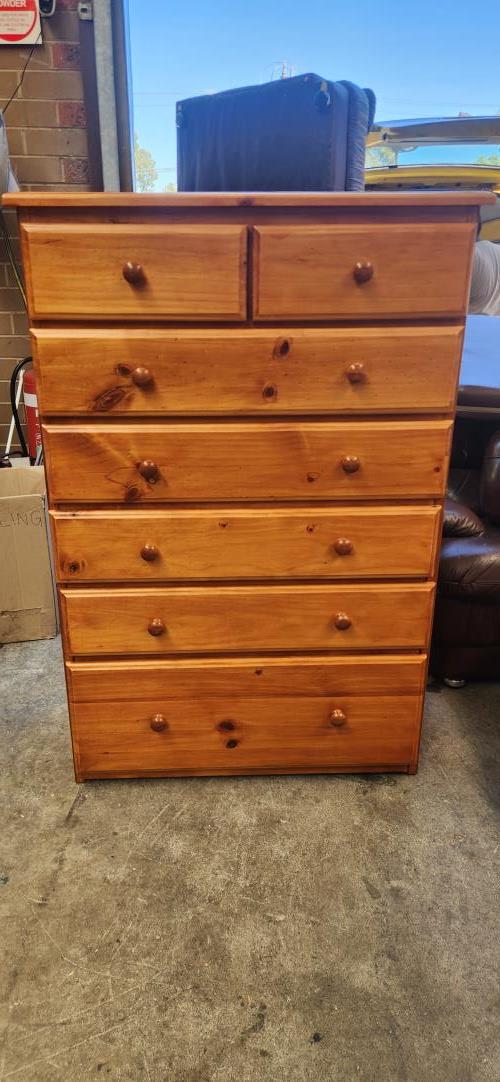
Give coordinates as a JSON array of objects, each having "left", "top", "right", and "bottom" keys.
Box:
[
  {"left": 51, "top": 506, "right": 441, "bottom": 582},
  {"left": 253, "top": 223, "right": 476, "bottom": 319},
  {"left": 60, "top": 582, "right": 435, "bottom": 655},
  {"left": 21, "top": 223, "right": 247, "bottom": 320},
  {"left": 10, "top": 190, "right": 477, "bottom": 778},
  {"left": 5, "top": 191, "right": 495, "bottom": 207},
  {"left": 43, "top": 420, "right": 453, "bottom": 503},
  {"left": 71, "top": 693, "right": 422, "bottom": 778},
  {"left": 33, "top": 325, "right": 463, "bottom": 416},
  {"left": 67, "top": 654, "right": 427, "bottom": 702}
]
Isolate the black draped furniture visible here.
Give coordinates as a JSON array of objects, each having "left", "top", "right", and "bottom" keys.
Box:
[{"left": 177, "top": 75, "right": 375, "bottom": 192}]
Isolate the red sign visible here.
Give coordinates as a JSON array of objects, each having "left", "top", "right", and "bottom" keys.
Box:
[{"left": 0, "top": 0, "right": 41, "bottom": 45}]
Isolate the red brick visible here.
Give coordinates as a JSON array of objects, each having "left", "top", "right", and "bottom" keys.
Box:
[
  {"left": 62, "top": 157, "right": 89, "bottom": 184},
  {"left": 0, "top": 72, "right": 21, "bottom": 97},
  {"left": 52, "top": 43, "right": 81, "bottom": 70},
  {"left": 0, "top": 44, "right": 51, "bottom": 70},
  {"left": 42, "top": 11, "right": 80, "bottom": 42},
  {"left": 26, "top": 128, "right": 88, "bottom": 156},
  {"left": 22, "top": 182, "right": 91, "bottom": 192},
  {"left": 12, "top": 156, "right": 63, "bottom": 184},
  {"left": 12, "top": 314, "right": 29, "bottom": 336},
  {"left": 5, "top": 129, "right": 25, "bottom": 156},
  {"left": 2, "top": 263, "right": 21, "bottom": 287},
  {"left": 0, "top": 288, "right": 26, "bottom": 314},
  {"left": 58, "top": 101, "right": 87, "bottom": 128},
  {"left": 0, "top": 230, "right": 21, "bottom": 262},
  {"left": 22, "top": 70, "right": 83, "bottom": 101},
  {"left": 2, "top": 239, "right": 22, "bottom": 264},
  {"left": 0, "top": 336, "right": 32, "bottom": 359},
  {"left": 4, "top": 100, "right": 59, "bottom": 129},
  {"left": 0, "top": 209, "right": 18, "bottom": 233}
]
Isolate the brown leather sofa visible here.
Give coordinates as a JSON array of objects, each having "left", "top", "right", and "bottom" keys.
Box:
[{"left": 430, "top": 420, "right": 500, "bottom": 684}]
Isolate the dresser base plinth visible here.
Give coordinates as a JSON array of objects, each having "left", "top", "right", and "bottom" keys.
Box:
[{"left": 75, "top": 763, "right": 415, "bottom": 782}]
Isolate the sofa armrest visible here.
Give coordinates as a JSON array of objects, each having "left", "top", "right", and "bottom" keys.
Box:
[
  {"left": 480, "top": 431, "right": 500, "bottom": 525},
  {"left": 442, "top": 498, "right": 485, "bottom": 538}
]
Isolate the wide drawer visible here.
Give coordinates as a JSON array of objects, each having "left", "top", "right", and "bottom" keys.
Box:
[
  {"left": 60, "top": 582, "right": 434, "bottom": 655},
  {"left": 43, "top": 420, "right": 452, "bottom": 503},
  {"left": 70, "top": 694, "right": 421, "bottom": 778},
  {"left": 52, "top": 506, "right": 441, "bottom": 582},
  {"left": 21, "top": 223, "right": 247, "bottom": 320},
  {"left": 253, "top": 223, "right": 475, "bottom": 319},
  {"left": 67, "top": 655, "right": 426, "bottom": 778},
  {"left": 33, "top": 325, "right": 463, "bottom": 416},
  {"left": 67, "top": 654, "right": 427, "bottom": 700}
]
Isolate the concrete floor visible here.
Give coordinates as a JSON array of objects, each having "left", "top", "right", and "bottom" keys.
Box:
[{"left": 1, "top": 637, "right": 499, "bottom": 1082}]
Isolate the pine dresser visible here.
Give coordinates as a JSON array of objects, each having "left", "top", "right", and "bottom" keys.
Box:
[{"left": 5, "top": 191, "right": 492, "bottom": 781}]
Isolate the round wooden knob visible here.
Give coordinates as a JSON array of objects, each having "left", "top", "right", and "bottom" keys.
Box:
[
  {"left": 333, "top": 537, "right": 353, "bottom": 556},
  {"left": 138, "top": 460, "right": 159, "bottom": 483},
  {"left": 334, "top": 612, "right": 351, "bottom": 631},
  {"left": 340, "top": 455, "right": 360, "bottom": 474},
  {"left": 122, "top": 261, "right": 146, "bottom": 286},
  {"left": 345, "top": 363, "right": 365, "bottom": 384},
  {"left": 329, "top": 709, "right": 347, "bottom": 727},
  {"left": 353, "top": 260, "right": 373, "bottom": 284},
  {"left": 131, "top": 366, "right": 153, "bottom": 388},
  {"left": 140, "top": 543, "right": 159, "bottom": 562},
  {"left": 148, "top": 618, "right": 166, "bottom": 637},
  {"left": 150, "top": 713, "right": 168, "bottom": 732}
]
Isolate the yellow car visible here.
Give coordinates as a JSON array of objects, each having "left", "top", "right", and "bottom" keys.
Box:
[{"left": 365, "top": 115, "right": 500, "bottom": 241}]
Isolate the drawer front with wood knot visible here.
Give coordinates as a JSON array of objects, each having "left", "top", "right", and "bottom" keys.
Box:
[
  {"left": 6, "top": 190, "right": 490, "bottom": 780},
  {"left": 51, "top": 506, "right": 441, "bottom": 582},
  {"left": 33, "top": 325, "right": 463, "bottom": 416},
  {"left": 66, "top": 656, "right": 426, "bottom": 778},
  {"left": 43, "top": 420, "right": 452, "bottom": 503}
]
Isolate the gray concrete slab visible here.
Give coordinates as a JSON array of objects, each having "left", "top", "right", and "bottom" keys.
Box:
[{"left": 1, "top": 636, "right": 499, "bottom": 1081}]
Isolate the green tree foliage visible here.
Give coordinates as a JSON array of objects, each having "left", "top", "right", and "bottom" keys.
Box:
[
  {"left": 365, "top": 145, "right": 397, "bottom": 168},
  {"left": 134, "top": 133, "right": 158, "bottom": 192},
  {"left": 475, "top": 151, "right": 500, "bottom": 166}
]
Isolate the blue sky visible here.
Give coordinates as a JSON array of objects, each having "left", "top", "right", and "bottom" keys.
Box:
[{"left": 128, "top": 0, "right": 500, "bottom": 189}]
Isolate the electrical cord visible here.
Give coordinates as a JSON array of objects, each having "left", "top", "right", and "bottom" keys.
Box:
[
  {"left": 9, "top": 357, "right": 31, "bottom": 458},
  {"left": 0, "top": 37, "right": 40, "bottom": 459},
  {"left": 0, "top": 209, "right": 26, "bottom": 308},
  {"left": 1, "top": 204, "right": 29, "bottom": 458},
  {"left": 2, "top": 34, "right": 41, "bottom": 116}
]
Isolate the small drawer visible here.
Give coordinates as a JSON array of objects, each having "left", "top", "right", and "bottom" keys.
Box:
[
  {"left": 67, "top": 654, "right": 427, "bottom": 778},
  {"left": 60, "top": 582, "right": 434, "bottom": 655},
  {"left": 43, "top": 419, "right": 452, "bottom": 504},
  {"left": 253, "top": 222, "right": 475, "bottom": 320},
  {"left": 33, "top": 325, "right": 463, "bottom": 416},
  {"left": 21, "top": 223, "right": 247, "bottom": 320},
  {"left": 52, "top": 506, "right": 441, "bottom": 582}
]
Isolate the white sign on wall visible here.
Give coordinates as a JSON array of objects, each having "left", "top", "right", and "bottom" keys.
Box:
[{"left": 0, "top": 0, "right": 42, "bottom": 46}]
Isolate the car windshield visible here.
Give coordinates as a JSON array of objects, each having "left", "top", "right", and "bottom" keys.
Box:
[{"left": 366, "top": 142, "right": 500, "bottom": 169}]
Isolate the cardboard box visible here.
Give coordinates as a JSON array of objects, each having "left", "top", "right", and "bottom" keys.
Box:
[{"left": 0, "top": 466, "right": 57, "bottom": 644}]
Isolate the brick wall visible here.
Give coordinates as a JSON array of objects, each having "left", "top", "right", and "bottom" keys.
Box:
[{"left": 0, "top": 0, "right": 91, "bottom": 454}]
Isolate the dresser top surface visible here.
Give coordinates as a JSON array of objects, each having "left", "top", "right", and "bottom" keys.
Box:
[{"left": 3, "top": 190, "right": 496, "bottom": 210}]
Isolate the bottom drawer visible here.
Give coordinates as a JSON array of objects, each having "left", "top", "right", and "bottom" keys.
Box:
[{"left": 67, "top": 655, "right": 426, "bottom": 778}]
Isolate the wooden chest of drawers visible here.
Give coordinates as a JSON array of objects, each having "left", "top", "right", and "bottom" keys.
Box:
[{"left": 6, "top": 190, "right": 491, "bottom": 780}]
